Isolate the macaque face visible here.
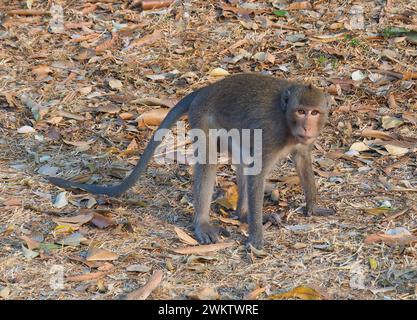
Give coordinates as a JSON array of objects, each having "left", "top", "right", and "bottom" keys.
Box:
[
  {"left": 282, "top": 86, "right": 329, "bottom": 145},
  {"left": 291, "top": 106, "right": 325, "bottom": 145}
]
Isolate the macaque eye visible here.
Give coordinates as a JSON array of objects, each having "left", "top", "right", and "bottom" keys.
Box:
[
  {"left": 296, "top": 109, "right": 306, "bottom": 115},
  {"left": 311, "top": 110, "right": 320, "bottom": 116}
]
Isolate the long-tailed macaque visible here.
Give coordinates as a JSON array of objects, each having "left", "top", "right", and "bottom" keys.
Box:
[{"left": 47, "top": 73, "right": 334, "bottom": 249}]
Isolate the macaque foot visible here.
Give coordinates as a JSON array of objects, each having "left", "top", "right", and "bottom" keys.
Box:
[
  {"left": 304, "top": 206, "right": 335, "bottom": 217},
  {"left": 237, "top": 211, "right": 248, "bottom": 223},
  {"left": 245, "top": 235, "right": 264, "bottom": 250},
  {"left": 262, "top": 213, "right": 282, "bottom": 226},
  {"left": 195, "top": 223, "right": 230, "bottom": 244}
]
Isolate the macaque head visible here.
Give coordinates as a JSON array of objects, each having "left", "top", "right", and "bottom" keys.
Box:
[{"left": 281, "top": 84, "right": 329, "bottom": 145}]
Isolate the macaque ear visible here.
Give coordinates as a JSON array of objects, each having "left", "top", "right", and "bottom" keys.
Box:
[{"left": 281, "top": 88, "right": 291, "bottom": 111}]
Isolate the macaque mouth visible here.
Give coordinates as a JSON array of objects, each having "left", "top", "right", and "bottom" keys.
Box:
[{"left": 296, "top": 134, "right": 316, "bottom": 144}]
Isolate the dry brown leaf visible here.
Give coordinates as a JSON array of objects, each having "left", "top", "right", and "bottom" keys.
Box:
[
  {"left": 141, "top": 0, "right": 174, "bottom": 10},
  {"left": 66, "top": 271, "right": 110, "bottom": 282},
  {"left": 131, "top": 30, "right": 162, "bottom": 48},
  {"left": 172, "top": 242, "right": 234, "bottom": 255},
  {"left": 96, "top": 104, "right": 121, "bottom": 114},
  {"left": 53, "top": 213, "right": 94, "bottom": 228},
  {"left": 91, "top": 213, "right": 117, "bottom": 229},
  {"left": 269, "top": 286, "right": 323, "bottom": 300},
  {"left": 86, "top": 247, "right": 118, "bottom": 261},
  {"left": 364, "top": 229, "right": 417, "bottom": 247},
  {"left": 402, "top": 112, "right": 417, "bottom": 125},
  {"left": 63, "top": 139, "right": 96, "bottom": 147},
  {"left": 220, "top": 39, "right": 248, "bottom": 55},
  {"left": 218, "top": 216, "right": 241, "bottom": 226},
  {"left": 95, "top": 33, "right": 118, "bottom": 53},
  {"left": 360, "top": 129, "right": 394, "bottom": 140},
  {"left": 383, "top": 156, "right": 410, "bottom": 174},
  {"left": 287, "top": 1, "right": 312, "bottom": 10},
  {"left": 221, "top": 4, "right": 269, "bottom": 15},
  {"left": 188, "top": 287, "right": 220, "bottom": 300},
  {"left": 387, "top": 93, "right": 398, "bottom": 109},
  {"left": 64, "top": 21, "right": 93, "bottom": 30},
  {"left": 3, "top": 197, "right": 22, "bottom": 207},
  {"left": 402, "top": 71, "right": 417, "bottom": 80},
  {"left": 277, "top": 175, "right": 300, "bottom": 185},
  {"left": 120, "top": 112, "right": 135, "bottom": 120},
  {"left": 7, "top": 9, "right": 46, "bottom": 16},
  {"left": 32, "top": 65, "right": 52, "bottom": 80},
  {"left": 132, "top": 97, "right": 177, "bottom": 108},
  {"left": 19, "top": 235, "right": 40, "bottom": 250},
  {"left": 174, "top": 227, "right": 199, "bottom": 246},
  {"left": 126, "top": 270, "right": 163, "bottom": 300},
  {"left": 119, "top": 139, "right": 139, "bottom": 157},
  {"left": 244, "top": 287, "right": 266, "bottom": 300},
  {"left": 138, "top": 108, "right": 169, "bottom": 128},
  {"left": 215, "top": 184, "right": 238, "bottom": 210},
  {"left": 384, "top": 144, "right": 409, "bottom": 156}
]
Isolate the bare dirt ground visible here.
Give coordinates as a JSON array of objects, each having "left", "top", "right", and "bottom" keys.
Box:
[{"left": 0, "top": 0, "right": 416, "bottom": 300}]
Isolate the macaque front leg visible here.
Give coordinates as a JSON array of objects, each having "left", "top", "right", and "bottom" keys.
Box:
[
  {"left": 246, "top": 173, "right": 266, "bottom": 249},
  {"left": 236, "top": 165, "right": 249, "bottom": 222},
  {"left": 293, "top": 148, "right": 335, "bottom": 217}
]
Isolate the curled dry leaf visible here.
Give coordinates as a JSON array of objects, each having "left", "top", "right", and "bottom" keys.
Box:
[
  {"left": 126, "top": 270, "right": 163, "bottom": 300},
  {"left": 86, "top": 247, "right": 119, "bottom": 261},
  {"left": 364, "top": 227, "right": 417, "bottom": 247},
  {"left": 20, "top": 235, "right": 40, "bottom": 250},
  {"left": 138, "top": 108, "right": 169, "bottom": 128},
  {"left": 172, "top": 242, "right": 234, "bottom": 255},
  {"left": 269, "top": 286, "right": 323, "bottom": 300},
  {"left": 209, "top": 68, "right": 230, "bottom": 77},
  {"left": 174, "top": 227, "right": 199, "bottom": 245}
]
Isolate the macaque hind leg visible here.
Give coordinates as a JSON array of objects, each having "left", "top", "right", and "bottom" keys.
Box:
[
  {"left": 292, "top": 148, "right": 335, "bottom": 217},
  {"left": 193, "top": 163, "right": 221, "bottom": 244}
]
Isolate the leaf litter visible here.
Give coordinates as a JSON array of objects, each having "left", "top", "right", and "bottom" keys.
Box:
[{"left": 0, "top": 0, "right": 416, "bottom": 300}]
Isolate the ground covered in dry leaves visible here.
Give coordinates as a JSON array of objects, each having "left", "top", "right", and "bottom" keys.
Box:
[{"left": 0, "top": 0, "right": 416, "bottom": 300}]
